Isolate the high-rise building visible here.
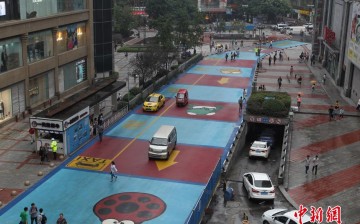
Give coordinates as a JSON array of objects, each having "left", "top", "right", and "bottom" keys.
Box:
[{"left": 0, "top": 0, "right": 98, "bottom": 126}]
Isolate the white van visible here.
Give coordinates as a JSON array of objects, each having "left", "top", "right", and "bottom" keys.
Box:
[
  {"left": 277, "top": 23, "right": 288, "bottom": 31},
  {"left": 148, "top": 125, "right": 177, "bottom": 159}
]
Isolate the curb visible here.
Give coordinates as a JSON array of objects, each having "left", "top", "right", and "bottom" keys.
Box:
[{"left": 278, "top": 185, "right": 298, "bottom": 209}]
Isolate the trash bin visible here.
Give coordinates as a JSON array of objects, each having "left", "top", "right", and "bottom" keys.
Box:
[{"left": 224, "top": 187, "right": 234, "bottom": 201}]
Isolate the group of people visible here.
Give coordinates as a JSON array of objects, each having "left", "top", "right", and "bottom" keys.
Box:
[
  {"left": 90, "top": 113, "right": 105, "bottom": 142},
  {"left": 304, "top": 155, "right": 320, "bottom": 175},
  {"left": 299, "top": 51, "right": 310, "bottom": 62},
  {"left": 225, "top": 51, "right": 239, "bottom": 61},
  {"left": 328, "top": 100, "right": 345, "bottom": 121},
  {"left": 19, "top": 202, "right": 67, "bottom": 224}
]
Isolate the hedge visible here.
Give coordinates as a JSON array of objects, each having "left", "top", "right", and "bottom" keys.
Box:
[{"left": 246, "top": 91, "right": 291, "bottom": 117}]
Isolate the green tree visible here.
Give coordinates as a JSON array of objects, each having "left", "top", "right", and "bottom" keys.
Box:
[
  {"left": 113, "top": 4, "right": 136, "bottom": 38},
  {"left": 247, "top": 0, "right": 291, "bottom": 23}
]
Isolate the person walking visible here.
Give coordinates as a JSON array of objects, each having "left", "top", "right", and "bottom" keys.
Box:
[
  {"left": 238, "top": 96, "right": 243, "bottom": 112},
  {"left": 51, "top": 138, "right": 57, "bottom": 160},
  {"left": 339, "top": 108, "right": 344, "bottom": 119},
  {"left": 311, "top": 53, "right": 316, "bottom": 65},
  {"left": 37, "top": 208, "right": 47, "bottom": 224},
  {"left": 273, "top": 54, "right": 277, "bottom": 65},
  {"left": 110, "top": 161, "right": 118, "bottom": 182},
  {"left": 29, "top": 203, "right": 38, "bottom": 224},
  {"left": 20, "top": 207, "right": 29, "bottom": 224},
  {"left": 312, "top": 155, "right": 319, "bottom": 175},
  {"left": 323, "top": 74, "right": 326, "bottom": 84},
  {"left": 268, "top": 56, "right": 272, "bottom": 66},
  {"left": 297, "top": 94, "right": 302, "bottom": 109},
  {"left": 357, "top": 98, "right": 360, "bottom": 110},
  {"left": 290, "top": 65, "right": 294, "bottom": 77},
  {"left": 277, "top": 76, "right": 282, "bottom": 89},
  {"left": 329, "top": 105, "right": 334, "bottom": 121},
  {"left": 39, "top": 145, "right": 46, "bottom": 164},
  {"left": 225, "top": 53, "right": 228, "bottom": 61},
  {"left": 97, "top": 123, "right": 104, "bottom": 143},
  {"left": 311, "top": 83, "right": 316, "bottom": 93},
  {"left": 304, "top": 155, "right": 311, "bottom": 174},
  {"left": 56, "top": 213, "right": 67, "bottom": 224}
]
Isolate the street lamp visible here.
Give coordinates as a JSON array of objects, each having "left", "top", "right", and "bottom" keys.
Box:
[{"left": 127, "top": 72, "right": 130, "bottom": 109}]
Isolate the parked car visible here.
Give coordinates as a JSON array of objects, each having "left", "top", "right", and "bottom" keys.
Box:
[
  {"left": 242, "top": 172, "right": 275, "bottom": 202},
  {"left": 175, "top": 89, "right": 189, "bottom": 106},
  {"left": 249, "top": 141, "right": 271, "bottom": 159},
  {"left": 143, "top": 93, "right": 166, "bottom": 112},
  {"left": 262, "top": 208, "right": 316, "bottom": 224}
]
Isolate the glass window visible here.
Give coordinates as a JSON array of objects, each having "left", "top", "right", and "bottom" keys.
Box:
[
  {"left": 57, "top": 23, "right": 86, "bottom": 54},
  {"left": 0, "top": 87, "right": 12, "bottom": 123},
  {"left": 29, "top": 70, "right": 55, "bottom": 106},
  {"left": 28, "top": 30, "right": 53, "bottom": 63},
  {"left": 0, "top": 37, "right": 23, "bottom": 74},
  {"left": 57, "top": 0, "right": 86, "bottom": 13},
  {"left": 58, "top": 58, "right": 87, "bottom": 92}
]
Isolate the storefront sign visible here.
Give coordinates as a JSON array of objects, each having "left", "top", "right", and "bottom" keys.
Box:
[
  {"left": 63, "top": 106, "right": 89, "bottom": 130},
  {"left": 348, "top": 2, "right": 360, "bottom": 67},
  {"left": 0, "top": 2, "right": 6, "bottom": 16},
  {"left": 244, "top": 114, "right": 289, "bottom": 125},
  {"left": 30, "top": 117, "right": 64, "bottom": 131},
  {"left": 324, "top": 26, "right": 335, "bottom": 45}
]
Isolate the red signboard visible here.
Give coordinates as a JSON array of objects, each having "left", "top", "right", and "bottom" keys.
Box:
[{"left": 324, "top": 26, "right": 335, "bottom": 45}]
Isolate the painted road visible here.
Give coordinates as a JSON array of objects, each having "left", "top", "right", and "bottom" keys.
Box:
[{"left": 0, "top": 40, "right": 306, "bottom": 224}]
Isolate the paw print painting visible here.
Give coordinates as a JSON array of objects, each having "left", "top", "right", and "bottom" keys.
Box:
[{"left": 94, "top": 192, "right": 166, "bottom": 224}]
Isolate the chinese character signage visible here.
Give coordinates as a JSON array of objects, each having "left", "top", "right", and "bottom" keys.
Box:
[
  {"left": 295, "top": 204, "right": 342, "bottom": 224},
  {"left": 244, "top": 114, "right": 289, "bottom": 125}
]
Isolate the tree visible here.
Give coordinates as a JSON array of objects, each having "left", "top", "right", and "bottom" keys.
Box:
[
  {"left": 247, "top": 0, "right": 291, "bottom": 23},
  {"left": 113, "top": 4, "right": 136, "bottom": 38}
]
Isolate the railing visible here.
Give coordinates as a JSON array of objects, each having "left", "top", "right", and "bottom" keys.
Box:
[
  {"left": 103, "top": 106, "right": 129, "bottom": 130},
  {"left": 278, "top": 124, "right": 290, "bottom": 184}
]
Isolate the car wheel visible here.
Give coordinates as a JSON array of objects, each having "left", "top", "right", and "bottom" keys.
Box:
[
  {"left": 166, "top": 152, "right": 170, "bottom": 160},
  {"left": 263, "top": 221, "right": 270, "bottom": 224}
]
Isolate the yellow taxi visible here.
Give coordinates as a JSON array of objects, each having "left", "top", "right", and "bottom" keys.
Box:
[{"left": 143, "top": 93, "right": 166, "bottom": 112}]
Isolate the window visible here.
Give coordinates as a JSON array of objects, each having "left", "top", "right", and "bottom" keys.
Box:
[
  {"left": 274, "top": 216, "right": 289, "bottom": 224},
  {"left": 29, "top": 70, "right": 55, "bottom": 106},
  {"left": 57, "top": 23, "right": 86, "bottom": 53},
  {"left": 58, "top": 58, "right": 87, "bottom": 92},
  {"left": 0, "top": 37, "right": 22, "bottom": 73},
  {"left": 28, "top": 30, "right": 53, "bottom": 63}
]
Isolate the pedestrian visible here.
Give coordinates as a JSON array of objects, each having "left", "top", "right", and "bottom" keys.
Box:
[
  {"left": 98, "top": 113, "right": 104, "bottom": 125},
  {"left": 125, "top": 52, "right": 128, "bottom": 57},
  {"left": 39, "top": 145, "right": 46, "bottom": 164},
  {"left": 243, "top": 88, "right": 247, "bottom": 98},
  {"left": 238, "top": 96, "right": 243, "bottom": 112},
  {"left": 277, "top": 76, "right": 282, "bottom": 89},
  {"left": 97, "top": 123, "right": 104, "bottom": 143},
  {"left": 269, "top": 40, "right": 273, "bottom": 48},
  {"left": 56, "top": 213, "right": 67, "bottom": 224},
  {"left": 357, "top": 98, "right": 360, "bottom": 110},
  {"left": 37, "top": 208, "right": 47, "bottom": 224},
  {"left": 225, "top": 53, "right": 228, "bottom": 61},
  {"left": 328, "top": 105, "right": 334, "bottom": 121},
  {"left": 110, "top": 161, "right": 118, "bottom": 182},
  {"left": 311, "top": 53, "right": 316, "bottom": 65},
  {"left": 339, "top": 108, "right": 344, "bottom": 119},
  {"left": 268, "top": 56, "right": 272, "bottom": 66},
  {"left": 20, "top": 207, "right": 29, "bottom": 224},
  {"left": 312, "top": 155, "right": 319, "bottom": 175},
  {"left": 311, "top": 83, "right": 315, "bottom": 92},
  {"left": 92, "top": 118, "right": 98, "bottom": 136},
  {"left": 29, "top": 128, "right": 35, "bottom": 144},
  {"left": 273, "top": 54, "right": 277, "bottom": 65},
  {"left": 297, "top": 76, "right": 302, "bottom": 87},
  {"left": 323, "top": 74, "right": 326, "bottom": 84},
  {"left": 29, "top": 203, "right": 38, "bottom": 224},
  {"left": 290, "top": 66, "right": 294, "bottom": 77},
  {"left": 50, "top": 138, "right": 57, "bottom": 160},
  {"left": 240, "top": 40, "right": 243, "bottom": 47},
  {"left": 304, "top": 155, "right": 311, "bottom": 174},
  {"left": 334, "top": 100, "right": 340, "bottom": 116},
  {"left": 297, "top": 94, "right": 302, "bottom": 108}
]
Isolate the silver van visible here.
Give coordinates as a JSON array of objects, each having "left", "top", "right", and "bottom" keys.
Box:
[{"left": 148, "top": 125, "right": 177, "bottom": 159}]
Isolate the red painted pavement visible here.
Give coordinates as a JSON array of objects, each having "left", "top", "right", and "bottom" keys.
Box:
[
  {"left": 0, "top": 188, "right": 24, "bottom": 204},
  {"left": 257, "top": 75, "right": 315, "bottom": 80},
  {"left": 301, "top": 104, "right": 358, "bottom": 112},
  {"left": 261, "top": 68, "right": 310, "bottom": 73},
  {"left": 257, "top": 82, "right": 325, "bottom": 90},
  {"left": 137, "top": 98, "right": 240, "bottom": 122},
  {"left": 293, "top": 115, "right": 331, "bottom": 130},
  {"left": 290, "top": 129, "right": 360, "bottom": 161},
  {"left": 198, "top": 59, "right": 255, "bottom": 68},
  {"left": 288, "top": 164, "right": 360, "bottom": 205},
  {"left": 81, "top": 138, "right": 223, "bottom": 183},
  {"left": 289, "top": 92, "right": 328, "bottom": 99},
  {"left": 175, "top": 74, "right": 250, "bottom": 89}
]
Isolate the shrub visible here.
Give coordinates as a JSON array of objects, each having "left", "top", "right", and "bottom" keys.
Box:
[
  {"left": 246, "top": 91, "right": 290, "bottom": 117},
  {"left": 130, "top": 87, "right": 142, "bottom": 95}
]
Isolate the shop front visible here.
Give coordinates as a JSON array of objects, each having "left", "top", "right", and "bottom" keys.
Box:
[
  {"left": 30, "top": 106, "right": 90, "bottom": 155},
  {"left": 0, "top": 82, "right": 25, "bottom": 124}
]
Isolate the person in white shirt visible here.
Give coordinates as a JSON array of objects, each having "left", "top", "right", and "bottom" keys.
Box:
[
  {"left": 304, "top": 155, "right": 311, "bottom": 174},
  {"left": 356, "top": 98, "right": 360, "bottom": 111},
  {"left": 312, "top": 155, "right": 319, "bottom": 175},
  {"left": 110, "top": 161, "right": 118, "bottom": 182}
]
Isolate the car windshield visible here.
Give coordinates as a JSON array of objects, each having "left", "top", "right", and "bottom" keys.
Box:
[
  {"left": 146, "top": 96, "right": 159, "bottom": 102},
  {"left": 177, "top": 93, "right": 184, "bottom": 98},
  {"left": 150, "top": 137, "right": 167, "bottom": 146},
  {"left": 252, "top": 143, "right": 266, "bottom": 148},
  {"left": 254, "top": 180, "right": 272, "bottom": 188}
]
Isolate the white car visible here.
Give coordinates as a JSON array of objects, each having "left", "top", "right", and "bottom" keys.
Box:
[
  {"left": 242, "top": 172, "right": 275, "bottom": 201},
  {"left": 262, "top": 208, "right": 315, "bottom": 224},
  {"left": 249, "top": 141, "right": 270, "bottom": 158}
]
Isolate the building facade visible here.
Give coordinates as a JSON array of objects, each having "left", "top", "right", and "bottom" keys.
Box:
[
  {"left": 315, "top": 0, "right": 360, "bottom": 104},
  {"left": 0, "top": 0, "right": 95, "bottom": 126}
]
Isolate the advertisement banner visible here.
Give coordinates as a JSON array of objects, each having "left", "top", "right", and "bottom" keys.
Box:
[{"left": 348, "top": 2, "right": 360, "bottom": 67}]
